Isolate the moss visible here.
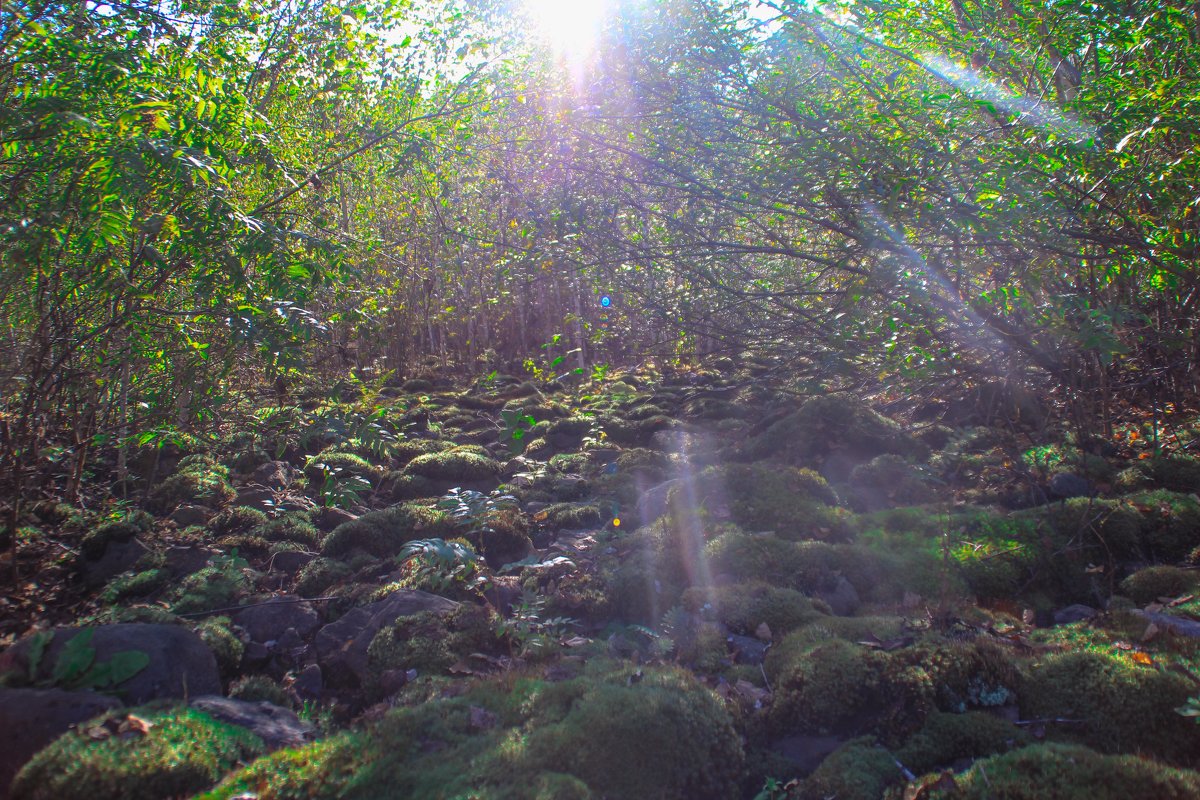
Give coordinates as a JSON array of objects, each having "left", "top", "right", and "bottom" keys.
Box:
[
  {"left": 400, "top": 378, "right": 433, "bottom": 391},
  {"left": 600, "top": 414, "right": 677, "bottom": 447},
  {"left": 1127, "top": 490, "right": 1200, "bottom": 561},
  {"left": 847, "top": 454, "right": 935, "bottom": 512},
  {"left": 918, "top": 743, "right": 1200, "bottom": 799},
  {"left": 303, "top": 450, "right": 382, "bottom": 485},
  {"left": 204, "top": 666, "right": 741, "bottom": 800},
  {"left": 402, "top": 450, "right": 501, "bottom": 482},
  {"left": 208, "top": 506, "right": 269, "bottom": 538},
  {"left": 480, "top": 509, "right": 533, "bottom": 569},
  {"left": 320, "top": 502, "right": 456, "bottom": 558},
  {"left": 229, "top": 675, "right": 292, "bottom": 707},
  {"left": 295, "top": 557, "right": 352, "bottom": 597},
  {"left": 103, "top": 568, "right": 169, "bottom": 603},
  {"left": 80, "top": 512, "right": 153, "bottom": 561},
  {"left": 681, "top": 582, "right": 824, "bottom": 637},
  {"left": 367, "top": 605, "right": 497, "bottom": 682},
  {"left": 743, "top": 394, "right": 924, "bottom": 470},
  {"left": 614, "top": 447, "right": 671, "bottom": 480},
  {"left": 896, "top": 711, "right": 1029, "bottom": 775},
  {"left": 1019, "top": 649, "right": 1200, "bottom": 763},
  {"left": 766, "top": 638, "right": 892, "bottom": 736},
  {"left": 390, "top": 438, "right": 451, "bottom": 466},
  {"left": 687, "top": 463, "right": 850, "bottom": 540},
  {"left": 215, "top": 533, "right": 271, "bottom": 555},
  {"left": 1119, "top": 565, "right": 1199, "bottom": 605},
  {"left": 380, "top": 471, "right": 438, "bottom": 502},
  {"left": 195, "top": 616, "right": 243, "bottom": 677},
  {"left": 1147, "top": 455, "right": 1200, "bottom": 493},
  {"left": 539, "top": 502, "right": 603, "bottom": 530},
  {"left": 168, "top": 563, "right": 250, "bottom": 614},
  {"left": 10, "top": 707, "right": 264, "bottom": 800},
  {"left": 523, "top": 668, "right": 744, "bottom": 799},
  {"left": 799, "top": 736, "right": 902, "bottom": 800},
  {"left": 251, "top": 512, "right": 320, "bottom": 546},
  {"left": 146, "top": 457, "right": 236, "bottom": 513}
]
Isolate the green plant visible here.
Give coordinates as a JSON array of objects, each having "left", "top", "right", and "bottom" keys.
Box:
[
  {"left": 437, "top": 487, "right": 517, "bottom": 534},
  {"left": 397, "top": 538, "right": 486, "bottom": 594},
  {"left": 307, "top": 457, "right": 372, "bottom": 509},
  {"left": 499, "top": 409, "right": 538, "bottom": 455},
  {"left": 495, "top": 588, "right": 577, "bottom": 656},
  {"left": 1179, "top": 695, "right": 1200, "bottom": 724}
]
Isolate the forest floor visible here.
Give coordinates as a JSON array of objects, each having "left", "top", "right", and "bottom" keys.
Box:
[{"left": 2, "top": 358, "right": 1200, "bottom": 800}]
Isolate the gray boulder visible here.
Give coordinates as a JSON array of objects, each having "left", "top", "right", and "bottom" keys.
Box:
[
  {"left": 190, "top": 696, "right": 315, "bottom": 750},
  {"left": 314, "top": 589, "right": 459, "bottom": 687},
  {"left": 0, "top": 624, "right": 220, "bottom": 705},
  {"left": 233, "top": 596, "right": 320, "bottom": 644}
]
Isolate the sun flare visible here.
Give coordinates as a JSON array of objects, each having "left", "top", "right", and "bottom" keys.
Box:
[{"left": 522, "top": 0, "right": 610, "bottom": 59}]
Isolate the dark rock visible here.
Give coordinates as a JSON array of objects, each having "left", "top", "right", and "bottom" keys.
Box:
[
  {"left": 0, "top": 688, "right": 121, "bottom": 794},
  {"left": 275, "top": 628, "right": 306, "bottom": 654},
  {"left": 293, "top": 663, "right": 323, "bottom": 699},
  {"left": 242, "top": 640, "right": 271, "bottom": 668},
  {"left": 162, "top": 545, "right": 218, "bottom": 579},
  {"left": 312, "top": 506, "right": 357, "bottom": 533},
  {"left": 0, "top": 624, "right": 220, "bottom": 705},
  {"left": 79, "top": 538, "right": 148, "bottom": 588},
  {"left": 268, "top": 550, "right": 316, "bottom": 575},
  {"left": 169, "top": 503, "right": 211, "bottom": 527},
  {"left": 376, "top": 668, "right": 409, "bottom": 696},
  {"left": 233, "top": 596, "right": 320, "bottom": 644},
  {"left": 1053, "top": 604, "right": 1098, "bottom": 626},
  {"left": 727, "top": 634, "right": 769, "bottom": 665},
  {"left": 190, "top": 696, "right": 315, "bottom": 750},
  {"left": 815, "top": 576, "right": 861, "bottom": 617},
  {"left": 1048, "top": 472, "right": 1092, "bottom": 500},
  {"left": 1135, "top": 610, "right": 1200, "bottom": 638},
  {"left": 636, "top": 479, "right": 681, "bottom": 526},
  {"left": 314, "top": 590, "right": 460, "bottom": 687},
  {"left": 235, "top": 487, "right": 276, "bottom": 510},
  {"left": 772, "top": 733, "right": 846, "bottom": 775},
  {"left": 253, "top": 461, "right": 296, "bottom": 490}
]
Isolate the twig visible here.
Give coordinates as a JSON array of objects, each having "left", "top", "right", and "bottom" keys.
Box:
[{"left": 174, "top": 595, "right": 338, "bottom": 619}]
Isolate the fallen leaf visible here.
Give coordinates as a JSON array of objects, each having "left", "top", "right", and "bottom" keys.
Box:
[
  {"left": 1141, "top": 623, "right": 1160, "bottom": 642},
  {"left": 1022, "top": 609, "right": 1036, "bottom": 625},
  {"left": 755, "top": 622, "right": 772, "bottom": 641},
  {"left": 1168, "top": 595, "right": 1195, "bottom": 608},
  {"left": 85, "top": 726, "right": 110, "bottom": 741},
  {"left": 448, "top": 661, "right": 476, "bottom": 675},
  {"left": 1115, "top": 641, "right": 1133, "bottom": 650},
  {"left": 1131, "top": 651, "right": 1154, "bottom": 666},
  {"left": 561, "top": 636, "right": 590, "bottom": 648}
]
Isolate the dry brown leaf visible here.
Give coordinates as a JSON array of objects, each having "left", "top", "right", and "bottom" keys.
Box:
[
  {"left": 1131, "top": 651, "right": 1154, "bottom": 666},
  {"left": 1168, "top": 595, "right": 1195, "bottom": 608},
  {"left": 1141, "top": 623, "right": 1160, "bottom": 642},
  {"left": 755, "top": 622, "right": 772, "bottom": 641}
]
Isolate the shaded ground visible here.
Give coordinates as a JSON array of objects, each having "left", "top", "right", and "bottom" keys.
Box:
[{"left": 3, "top": 359, "right": 1200, "bottom": 799}]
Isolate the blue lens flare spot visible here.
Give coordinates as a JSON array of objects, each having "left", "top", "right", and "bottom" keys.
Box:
[{"left": 600, "top": 295, "right": 612, "bottom": 307}]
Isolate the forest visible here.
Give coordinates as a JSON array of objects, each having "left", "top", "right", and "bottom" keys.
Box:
[{"left": 1, "top": 0, "right": 1200, "bottom": 797}]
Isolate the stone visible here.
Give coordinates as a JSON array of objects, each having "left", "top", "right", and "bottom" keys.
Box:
[
  {"left": 293, "top": 663, "right": 323, "bottom": 699},
  {"left": 727, "top": 634, "right": 768, "bottom": 665},
  {"left": 79, "top": 538, "right": 148, "bottom": 589},
  {"left": 815, "top": 576, "right": 861, "bottom": 617},
  {"left": 314, "top": 589, "right": 460, "bottom": 687},
  {"left": 233, "top": 596, "right": 320, "bottom": 644},
  {"left": 0, "top": 688, "right": 121, "bottom": 794},
  {"left": 636, "top": 478, "right": 681, "bottom": 526},
  {"left": 0, "top": 624, "right": 220, "bottom": 705},
  {"left": 1134, "top": 610, "right": 1200, "bottom": 638},
  {"left": 1053, "top": 604, "right": 1098, "bottom": 626},
  {"left": 169, "top": 503, "right": 211, "bottom": 527},
  {"left": 189, "top": 696, "right": 315, "bottom": 750},
  {"left": 1048, "top": 472, "right": 1092, "bottom": 500},
  {"left": 312, "top": 506, "right": 357, "bottom": 533},
  {"left": 253, "top": 460, "right": 296, "bottom": 490},
  {"left": 162, "top": 545, "right": 218, "bottom": 579},
  {"left": 772, "top": 733, "right": 846, "bottom": 775},
  {"left": 242, "top": 641, "right": 271, "bottom": 668},
  {"left": 268, "top": 550, "right": 316, "bottom": 575}
]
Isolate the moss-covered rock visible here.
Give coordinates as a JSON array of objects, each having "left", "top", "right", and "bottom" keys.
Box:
[
  {"left": 103, "top": 568, "right": 169, "bottom": 603},
  {"left": 1019, "top": 648, "right": 1200, "bottom": 763},
  {"left": 1119, "top": 565, "right": 1200, "bottom": 605},
  {"left": 402, "top": 450, "right": 501, "bottom": 483},
  {"left": 796, "top": 736, "right": 902, "bottom": 800},
  {"left": 146, "top": 456, "right": 236, "bottom": 514},
  {"left": 538, "top": 502, "right": 603, "bottom": 530},
  {"left": 229, "top": 675, "right": 291, "bottom": 706},
  {"left": 11, "top": 707, "right": 264, "bottom": 800},
  {"left": 916, "top": 743, "right": 1200, "bottom": 799},
  {"left": 251, "top": 512, "right": 320, "bottom": 547},
  {"left": 80, "top": 512, "right": 153, "bottom": 562},
  {"left": 681, "top": 582, "right": 825, "bottom": 638},
  {"left": 847, "top": 454, "right": 935, "bottom": 512},
  {"left": 683, "top": 463, "right": 849, "bottom": 540},
  {"left": 168, "top": 559, "right": 251, "bottom": 615},
  {"left": 303, "top": 450, "right": 382, "bottom": 486},
  {"left": 320, "top": 502, "right": 457, "bottom": 558},
  {"left": 742, "top": 394, "right": 924, "bottom": 475},
  {"left": 294, "top": 556, "right": 352, "bottom": 597},
  {"left": 194, "top": 616, "right": 243, "bottom": 677},
  {"left": 202, "top": 666, "right": 742, "bottom": 800},
  {"left": 367, "top": 605, "right": 497, "bottom": 682},
  {"left": 895, "top": 710, "right": 1029, "bottom": 775},
  {"left": 208, "top": 506, "right": 269, "bottom": 538}
]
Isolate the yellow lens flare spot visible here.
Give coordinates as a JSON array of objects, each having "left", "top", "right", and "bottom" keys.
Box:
[{"left": 611, "top": 517, "right": 621, "bottom": 527}]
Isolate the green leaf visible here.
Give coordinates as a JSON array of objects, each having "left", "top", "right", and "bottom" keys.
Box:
[
  {"left": 50, "top": 628, "right": 96, "bottom": 686},
  {"left": 26, "top": 630, "right": 54, "bottom": 680}
]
